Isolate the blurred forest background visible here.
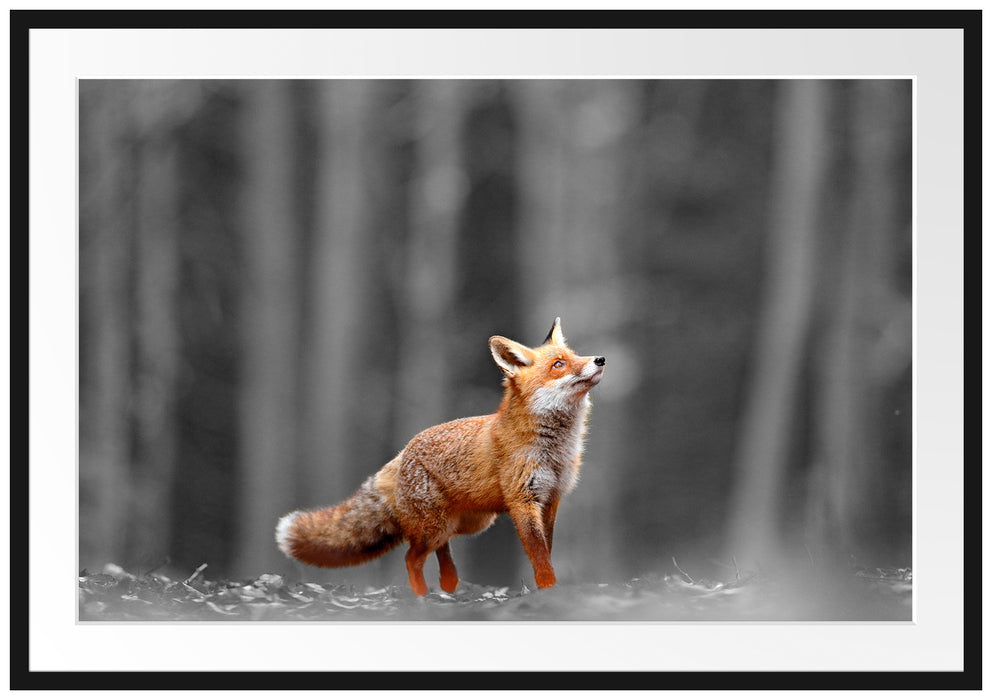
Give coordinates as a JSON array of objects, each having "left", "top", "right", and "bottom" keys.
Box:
[{"left": 78, "top": 79, "right": 912, "bottom": 590}]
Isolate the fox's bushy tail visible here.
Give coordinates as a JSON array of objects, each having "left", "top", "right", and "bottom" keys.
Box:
[{"left": 276, "top": 476, "right": 402, "bottom": 568}]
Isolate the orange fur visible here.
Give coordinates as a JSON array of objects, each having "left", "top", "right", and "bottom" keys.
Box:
[{"left": 275, "top": 318, "right": 605, "bottom": 595}]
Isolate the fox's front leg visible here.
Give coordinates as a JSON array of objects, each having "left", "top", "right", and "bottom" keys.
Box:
[{"left": 509, "top": 502, "right": 556, "bottom": 589}]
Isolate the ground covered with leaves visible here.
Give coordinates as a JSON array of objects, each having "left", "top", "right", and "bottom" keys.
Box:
[{"left": 79, "top": 563, "right": 911, "bottom": 622}]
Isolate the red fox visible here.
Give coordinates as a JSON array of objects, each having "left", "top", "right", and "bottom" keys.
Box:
[{"left": 275, "top": 318, "right": 605, "bottom": 595}]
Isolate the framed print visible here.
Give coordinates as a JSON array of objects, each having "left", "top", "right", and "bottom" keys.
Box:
[{"left": 11, "top": 7, "right": 980, "bottom": 692}]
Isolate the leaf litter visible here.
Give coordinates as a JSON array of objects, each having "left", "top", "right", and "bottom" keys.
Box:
[{"left": 78, "top": 561, "right": 911, "bottom": 622}]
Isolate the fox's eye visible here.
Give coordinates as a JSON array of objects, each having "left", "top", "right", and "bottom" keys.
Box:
[{"left": 553, "top": 360, "right": 566, "bottom": 369}]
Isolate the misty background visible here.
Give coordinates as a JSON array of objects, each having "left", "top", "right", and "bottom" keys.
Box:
[{"left": 78, "top": 79, "right": 912, "bottom": 590}]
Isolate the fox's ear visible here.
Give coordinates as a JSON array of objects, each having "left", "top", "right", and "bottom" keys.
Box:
[
  {"left": 489, "top": 336, "right": 535, "bottom": 375},
  {"left": 542, "top": 317, "right": 566, "bottom": 346}
]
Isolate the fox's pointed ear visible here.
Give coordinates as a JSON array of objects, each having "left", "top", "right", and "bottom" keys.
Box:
[
  {"left": 542, "top": 317, "right": 566, "bottom": 346},
  {"left": 490, "top": 336, "right": 535, "bottom": 375}
]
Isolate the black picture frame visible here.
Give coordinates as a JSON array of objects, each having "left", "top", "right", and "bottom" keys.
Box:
[{"left": 10, "top": 8, "right": 981, "bottom": 691}]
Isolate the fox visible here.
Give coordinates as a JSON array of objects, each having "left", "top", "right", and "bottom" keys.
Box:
[{"left": 275, "top": 317, "right": 605, "bottom": 595}]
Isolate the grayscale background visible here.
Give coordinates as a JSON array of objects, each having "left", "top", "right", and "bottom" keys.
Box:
[{"left": 78, "top": 79, "right": 912, "bottom": 591}]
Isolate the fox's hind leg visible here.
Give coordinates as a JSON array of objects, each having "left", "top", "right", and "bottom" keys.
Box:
[
  {"left": 406, "top": 535, "right": 458, "bottom": 596},
  {"left": 404, "top": 542, "right": 431, "bottom": 596},
  {"left": 436, "top": 542, "right": 458, "bottom": 593}
]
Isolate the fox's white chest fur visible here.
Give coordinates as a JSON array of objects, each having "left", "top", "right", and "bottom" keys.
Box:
[{"left": 525, "top": 394, "right": 590, "bottom": 499}]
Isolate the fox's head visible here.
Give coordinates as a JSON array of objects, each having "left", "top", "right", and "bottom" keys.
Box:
[{"left": 489, "top": 318, "right": 605, "bottom": 415}]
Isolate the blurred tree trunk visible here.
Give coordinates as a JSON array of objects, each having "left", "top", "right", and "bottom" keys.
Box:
[
  {"left": 725, "top": 81, "right": 830, "bottom": 567},
  {"left": 394, "top": 81, "right": 469, "bottom": 441},
  {"left": 300, "top": 82, "right": 376, "bottom": 507},
  {"left": 806, "top": 81, "right": 911, "bottom": 563},
  {"left": 79, "top": 83, "right": 133, "bottom": 568},
  {"left": 480, "top": 80, "right": 571, "bottom": 585},
  {"left": 128, "top": 95, "right": 181, "bottom": 570},
  {"left": 512, "top": 81, "right": 569, "bottom": 332},
  {"left": 511, "top": 81, "right": 636, "bottom": 584},
  {"left": 560, "top": 82, "right": 637, "bottom": 583},
  {"left": 235, "top": 81, "right": 301, "bottom": 575}
]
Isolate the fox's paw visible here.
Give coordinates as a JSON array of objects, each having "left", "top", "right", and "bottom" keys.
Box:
[
  {"left": 439, "top": 570, "right": 459, "bottom": 593},
  {"left": 409, "top": 577, "right": 428, "bottom": 596},
  {"left": 535, "top": 569, "right": 556, "bottom": 589}
]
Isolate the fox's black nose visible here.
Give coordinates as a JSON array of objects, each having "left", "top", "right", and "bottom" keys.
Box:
[{"left": 594, "top": 356, "right": 606, "bottom": 366}]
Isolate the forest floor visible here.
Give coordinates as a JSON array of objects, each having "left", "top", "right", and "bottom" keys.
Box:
[{"left": 79, "top": 563, "right": 911, "bottom": 622}]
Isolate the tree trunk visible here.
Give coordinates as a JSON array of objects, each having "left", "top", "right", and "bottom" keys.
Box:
[
  {"left": 129, "top": 95, "right": 181, "bottom": 570},
  {"left": 79, "top": 82, "right": 133, "bottom": 569},
  {"left": 725, "top": 81, "right": 830, "bottom": 567},
  {"left": 300, "top": 81, "right": 376, "bottom": 508},
  {"left": 806, "top": 81, "right": 911, "bottom": 563},
  {"left": 512, "top": 81, "right": 570, "bottom": 333},
  {"left": 235, "top": 81, "right": 301, "bottom": 576},
  {"left": 512, "top": 80, "right": 636, "bottom": 583},
  {"left": 394, "top": 81, "right": 469, "bottom": 442}
]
